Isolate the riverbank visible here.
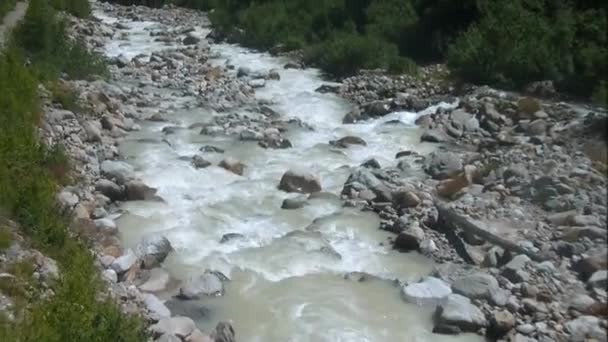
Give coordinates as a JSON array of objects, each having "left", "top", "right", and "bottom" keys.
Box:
[{"left": 2, "top": 1, "right": 605, "bottom": 342}]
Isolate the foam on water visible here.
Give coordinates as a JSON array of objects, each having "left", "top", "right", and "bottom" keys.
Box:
[{"left": 96, "top": 9, "right": 480, "bottom": 342}]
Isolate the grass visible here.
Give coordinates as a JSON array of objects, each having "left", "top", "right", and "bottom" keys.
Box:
[
  {"left": 0, "top": 0, "right": 17, "bottom": 18},
  {"left": 0, "top": 0, "right": 145, "bottom": 340}
]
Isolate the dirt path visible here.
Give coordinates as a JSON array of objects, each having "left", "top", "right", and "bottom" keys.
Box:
[{"left": 0, "top": 1, "right": 28, "bottom": 48}]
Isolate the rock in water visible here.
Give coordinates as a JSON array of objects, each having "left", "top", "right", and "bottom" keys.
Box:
[
  {"left": 191, "top": 155, "right": 211, "bottom": 169},
  {"left": 213, "top": 322, "right": 235, "bottom": 342},
  {"left": 332, "top": 135, "right": 367, "bottom": 148},
  {"left": 150, "top": 316, "right": 196, "bottom": 339},
  {"left": 401, "top": 276, "right": 452, "bottom": 306},
  {"left": 434, "top": 294, "right": 487, "bottom": 332},
  {"left": 219, "top": 158, "right": 246, "bottom": 176},
  {"left": 95, "top": 179, "right": 124, "bottom": 201},
  {"left": 393, "top": 222, "right": 425, "bottom": 251},
  {"left": 125, "top": 180, "right": 157, "bottom": 201},
  {"left": 281, "top": 196, "right": 308, "bottom": 209},
  {"left": 136, "top": 235, "right": 173, "bottom": 269},
  {"left": 100, "top": 160, "right": 135, "bottom": 185},
  {"left": 178, "top": 272, "right": 225, "bottom": 299},
  {"left": 278, "top": 170, "right": 322, "bottom": 193}
]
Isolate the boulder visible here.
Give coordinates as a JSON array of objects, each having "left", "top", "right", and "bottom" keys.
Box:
[
  {"left": 57, "top": 191, "right": 79, "bottom": 209},
  {"left": 401, "top": 276, "right": 452, "bottom": 306},
  {"left": 394, "top": 222, "right": 425, "bottom": 251},
  {"left": 139, "top": 268, "right": 171, "bottom": 293},
  {"left": 125, "top": 180, "right": 157, "bottom": 201},
  {"left": 362, "top": 100, "right": 391, "bottom": 117},
  {"left": 143, "top": 293, "right": 171, "bottom": 319},
  {"left": 332, "top": 136, "right": 367, "bottom": 148},
  {"left": 213, "top": 322, "right": 236, "bottom": 342},
  {"left": 192, "top": 155, "right": 212, "bottom": 169},
  {"left": 452, "top": 273, "right": 499, "bottom": 300},
  {"left": 501, "top": 254, "right": 531, "bottom": 283},
  {"left": 488, "top": 310, "right": 515, "bottom": 337},
  {"left": 278, "top": 170, "right": 322, "bottom": 193},
  {"left": 165, "top": 300, "right": 210, "bottom": 322},
  {"left": 178, "top": 272, "right": 225, "bottom": 299},
  {"left": 344, "top": 168, "right": 393, "bottom": 202},
  {"left": 149, "top": 316, "right": 196, "bottom": 339},
  {"left": 111, "top": 249, "right": 139, "bottom": 274},
  {"left": 281, "top": 196, "right": 308, "bottom": 209},
  {"left": 434, "top": 294, "right": 487, "bottom": 332},
  {"left": 564, "top": 315, "right": 607, "bottom": 342},
  {"left": 588, "top": 270, "right": 607, "bottom": 289},
  {"left": 248, "top": 79, "right": 266, "bottom": 88},
  {"left": 219, "top": 158, "right": 246, "bottom": 176},
  {"left": 156, "top": 334, "right": 181, "bottom": 342},
  {"left": 136, "top": 235, "right": 173, "bottom": 269},
  {"left": 421, "top": 129, "right": 450, "bottom": 143},
  {"left": 83, "top": 120, "right": 102, "bottom": 142},
  {"left": 236, "top": 66, "right": 250, "bottom": 78},
  {"left": 424, "top": 152, "right": 462, "bottom": 180},
  {"left": 182, "top": 33, "right": 200, "bottom": 45},
  {"left": 393, "top": 190, "right": 420, "bottom": 208},
  {"left": 199, "top": 145, "right": 225, "bottom": 153},
  {"left": 95, "top": 179, "right": 124, "bottom": 202},
  {"left": 100, "top": 160, "right": 135, "bottom": 185},
  {"left": 361, "top": 159, "right": 381, "bottom": 169},
  {"left": 267, "top": 69, "right": 280, "bottom": 80},
  {"left": 220, "top": 233, "right": 245, "bottom": 244},
  {"left": 186, "top": 329, "right": 213, "bottom": 342}
]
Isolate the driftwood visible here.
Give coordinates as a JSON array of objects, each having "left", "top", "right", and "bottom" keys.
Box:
[{"left": 436, "top": 203, "right": 546, "bottom": 262}]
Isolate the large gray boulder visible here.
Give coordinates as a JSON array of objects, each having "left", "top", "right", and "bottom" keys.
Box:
[
  {"left": 111, "top": 249, "right": 138, "bottom": 274},
  {"left": 565, "top": 315, "right": 607, "bottom": 342},
  {"left": 136, "top": 235, "right": 173, "bottom": 269},
  {"left": 125, "top": 180, "right": 157, "bottom": 201},
  {"left": 343, "top": 168, "right": 393, "bottom": 202},
  {"left": 278, "top": 170, "right": 322, "bottom": 193},
  {"left": 178, "top": 271, "right": 225, "bottom": 299},
  {"left": 401, "top": 276, "right": 452, "bottom": 306},
  {"left": 100, "top": 160, "right": 135, "bottom": 185},
  {"left": 150, "top": 316, "right": 196, "bottom": 339},
  {"left": 95, "top": 179, "right": 125, "bottom": 201},
  {"left": 143, "top": 293, "right": 171, "bottom": 320},
  {"left": 434, "top": 294, "right": 487, "bottom": 332},
  {"left": 139, "top": 268, "right": 171, "bottom": 293},
  {"left": 332, "top": 136, "right": 367, "bottom": 148},
  {"left": 452, "top": 273, "right": 499, "bottom": 300},
  {"left": 424, "top": 152, "right": 462, "bottom": 180}
]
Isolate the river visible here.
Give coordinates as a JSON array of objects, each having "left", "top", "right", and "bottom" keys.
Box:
[{"left": 95, "top": 6, "right": 480, "bottom": 342}]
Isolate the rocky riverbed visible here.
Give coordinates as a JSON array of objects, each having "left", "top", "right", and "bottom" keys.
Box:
[{"left": 21, "top": 1, "right": 608, "bottom": 342}]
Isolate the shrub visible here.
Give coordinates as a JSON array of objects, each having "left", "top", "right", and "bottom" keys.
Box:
[
  {"left": 50, "top": 0, "right": 91, "bottom": 18},
  {"left": 0, "top": 0, "right": 17, "bottom": 18}
]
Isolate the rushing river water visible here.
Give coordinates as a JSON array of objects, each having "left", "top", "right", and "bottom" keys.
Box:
[{"left": 95, "top": 8, "right": 480, "bottom": 342}]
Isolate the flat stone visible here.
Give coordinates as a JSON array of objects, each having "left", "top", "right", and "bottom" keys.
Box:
[
  {"left": 489, "top": 310, "right": 515, "bottom": 337},
  {"left": 401, "top": 276, "right": 452, "bottom": 306},
  {"left": 143, "top": 293, "right": 171, "bottom": 319},
  {"left": 178, "top": 272, "right": 224, "bottom": 299},
  {"left": 434, "top": 294, "right": 487, "bottom": 332},
  {"left": 452, "top": 273, "right": 499, "bottom": 300},
  {"left": 111, "top": 249, "right": 138, "bottom": 274}
]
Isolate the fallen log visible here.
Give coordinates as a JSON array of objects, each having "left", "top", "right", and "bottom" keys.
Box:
[{"left": 436, "top": 203, "right": 547, "bottom": 262}]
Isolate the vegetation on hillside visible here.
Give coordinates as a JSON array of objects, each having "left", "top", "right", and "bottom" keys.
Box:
[
  {"left": 0, "top": 0, "right": 17, "bottom": 18},
  {"left": 0, "top": 0, "right": 144, "bottom": 340},
  {"left": 140, "top": 0, "right": 606, "bottom": 102}
]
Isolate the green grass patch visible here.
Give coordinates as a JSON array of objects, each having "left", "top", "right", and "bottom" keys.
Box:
[{"left": 0, "top": 0, "right": 144, "bottom": 340}]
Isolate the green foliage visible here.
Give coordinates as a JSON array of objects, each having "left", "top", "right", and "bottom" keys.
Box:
[
  {"left": 50, "top": 0, "right": 91, "bottom": 18},
  {"left": 0, "top": 227, "right": 11, "bottom": 250},
  {"left": 13, "top": 0, "right": 107, "bottom": 81},
  {"left": 0, "top": 1, "right": 144, "bottom": 340},
  {"left": 0, "top": 0, "right": 17, "bottom": 18}
]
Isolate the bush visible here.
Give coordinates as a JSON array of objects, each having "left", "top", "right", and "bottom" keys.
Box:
[
  {"left": 50, "top": 0, "right": 91, "bottom": 18},
  {"left": 0, "top": 0, "right": 17, "bottom": 18}
]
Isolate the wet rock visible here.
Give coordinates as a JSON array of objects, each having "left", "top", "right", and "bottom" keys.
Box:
[
  {"left": 239, "top": 129, "right": 264, "bottom": 141},
  {"left": 278, "top": 170, "right": 322, "bottom": 193},
  {"left": 111, "top": 249, "right": 138, "bottom": 275},
  {"left": 139, "top": 268, "right": 171, "bottom": 293},
  {"left": 267, "top": 69, "right": 281, "bottom": 80},
  {"left": 421, "top": 129, "right": 451, "bottom": 143},
  {"left": 192, "top": 155, "right": 212, "bottom": 169},
  {"left": 434, "top": 294, "right": 487, "bottom": 332},
  {"left": 452, "top": 273, "right": 499, "bottom": 300},
  {"left": 315, "top": 84, "right": 340, "bottom": 93},
  {"left": 344, "top": 168, "right": 393, "bottom": 202},
  {"left": 393, "top": 189, "right": 420, "bottom": 208},
  {"left": 214, "top": 322, "right": 236, "bottom": 342},
  {"left": 236, "top": 66, "right": 250, "bottom": 77},
  {"left": 150, "top": 316, "right": 196, "bottom": 339},
  {"left": 100, "top": 160, "right": 135, "bottom": 185},
  {"left": 186, "top": 329, "right": 213, "bottom": 342},
  {"left": 220, "top": 233, "right": 245, "bottom": 243},
  {"left": 125, "top": 180, "right": 157, "bottom": 201},
  {"left": 528, "top": 119, "right": 548, "bottom": 135},
  {"left": 394, "top": 222, "right": 425, "bottom": 251},
  {"left": 182, "top": 33, "right": 200, "bottom": 45},
  {"left": 165, "top": 300, "right": 211, "bottom": 323},
  {"left": 564, "top": 315, "right": 607, "bottom": 342},
  {"left": 433, "top": 324, "right": 462, "bottom": 335},
  {"left": 178, "top": 272, "right": 225, "bottom": 299},
  {"left": 219, "top": 158, "right": 246, "bottom": 176},
  {"left": 588, "top": 270, "right": 608, "bottom": 289},
  {"left": 199, "top": 145, "right": 224, "bottom": 153},
  {"left": 488, "top": 310, "right": 515, "bottom": 337},
  {"left": 258, "top": 135, "right": 292, "bottom": 149},
  {"left": 95, "top": 179, "right": 124, "bottom": 201},
  {"left": 332, "top": 135, "right": 367, "bottom": 148},
  {"left": 343, "top": 272, "right": 379, "bottom": 282},
  {"left": 424, "top": 152, "right": 463, "bottom": 180},
  {"left": 401, "top": 276, "right": 452, "bottom": 306},
  {"left": 361, "top": 158, "right": 381, "bottom": 169},
  {"left": 284, "top": 62, "right": 301, "bottom": 69},
  {"left": 281, "top": 196, "right": 308, "bottom": 209},
  {"left": 143, "top": 293, "right": 171, "bottom": 319},
  {"left": 136, "top": 235, "right": 173, "bottom": 269},
  {"left": 573, "top": 248, "right": 607, "bottom": 280},
  {"left": 156, "top": 334, "right": 181, "bottom": 342},
  {"left": 95, "top": 218, "right": 118, "bottom": 234},
  {"left": 342, "top": 108, "right": 361, "bottom": 124}
]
